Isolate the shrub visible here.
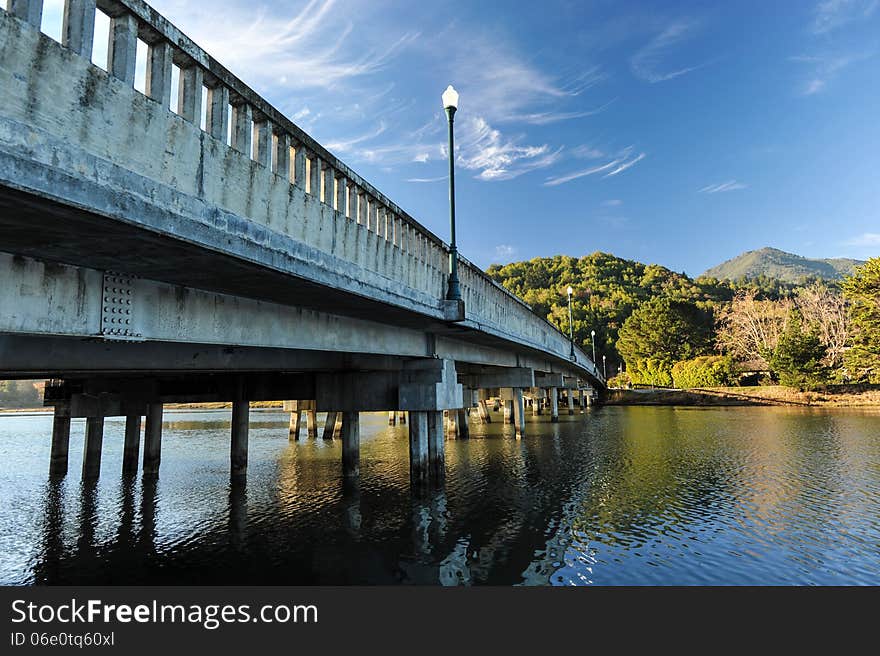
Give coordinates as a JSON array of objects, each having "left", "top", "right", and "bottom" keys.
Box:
[
  {"left": 768, "top": 310, "right": 828, "bottom": 390},
  {"left": 671, "top": 356, "right": 737, "bottom": 389}
]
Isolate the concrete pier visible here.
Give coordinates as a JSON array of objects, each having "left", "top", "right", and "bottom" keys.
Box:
[
  {"left": 288, "top": 410, "right": 301, "bottom": 441},
  {"left": 427, "top": 410, "right": 445, "bottom": 478},
  {"left": 341, "top": 411, "right": 359, "bottom": 478},
  {"left": 230, "top": 400, "right": 249, "bottom": 477},
  {"left": 477, "top": 399, "right": 492, "bottom": 424},
  {"left": 513, "top": 388, "right": 526, "bottom": 438},
  {"left": 550, "top": 387, "right": 559, "bottom": 423},
  {"left": 503, "top": 400, "right": 513, "bottom": 424},
  {"left": 49, "top": 404, "right": 71, "bottom": 477},
  {"left": 532, "top": 393, "right": 542, "bottom": 416},
  {"left": 143, "top": 403, "right": 163, "bottom": 475},
  {"left": 398, "top": 412, "right": 407, "bottom": 425},
  {"left": 307, "top": 410, "right": 318, "bottom": 439},
  {"left": 408, "top": 411, "right": 429, "bottom": 486},
  {"left": 388, "top": 411, "right": 396, "bottom": 426},
  {"left": 122, "top": 415, "right": 141, "bottom": 473},
  {"left": 81, "top": 416, "right": 104, "bottom": 479},
  {"left": 567, "top": 390, "right": 575, "bottom": 415},
  {"left": 323, "top": 411, "right": 339, "bottom": 440},
  {"left": 457, "top": 408, "right": 470, "bottom": 439}
]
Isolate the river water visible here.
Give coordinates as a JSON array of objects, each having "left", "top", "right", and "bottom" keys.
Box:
[{"left": 0, "top": 406, "right": 878, "bottom": 585}]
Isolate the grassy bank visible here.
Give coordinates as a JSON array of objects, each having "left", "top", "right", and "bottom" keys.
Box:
[{"left": 606, "top": 385, "right": 880, "bottom": 407}]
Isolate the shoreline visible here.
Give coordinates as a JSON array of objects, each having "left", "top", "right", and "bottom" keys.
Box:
[{"left": 606, "top": 385, "right": 880, "bottom": 408}]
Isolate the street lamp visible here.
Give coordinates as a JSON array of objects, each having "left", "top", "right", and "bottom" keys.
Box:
[
  {"left": 590, "top": 329, "right": 596, "bottom": 364},
  {"left": 566, "top": 285, "right": 575, "bottom": 360},
  {"left": 602, "top": 354, "right": 607, "bottom": 379},
  {"left": 442, "top": 85, "right": 460, "bottom": 301}
]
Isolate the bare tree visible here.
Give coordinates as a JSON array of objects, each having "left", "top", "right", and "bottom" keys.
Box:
[
  {"left": 715, "top": 290, "right": 792, "bottom": 364},
  {"left": 795, "top": 283, "right": 849, "bottom": 368}
]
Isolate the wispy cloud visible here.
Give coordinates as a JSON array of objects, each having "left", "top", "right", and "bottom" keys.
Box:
[
  {"left": 324, "top": 122, "right": 388, "bottom": 153},
  {"left": 544, "top": 147, "right": 646, "bottom": 186},
  {"left": 698, "top": 180, "right": 748, "bottom": 193},
  {"left": 630, "top": 20, "right": 706, "bottom": 83},
  {"left": 572, "top": 145, "right": 606, "bottom": 159},
  {"left": 406, "top": 176, "right": 447, "bottom": 184},
  {"left": 494, "top": 244, "right": 518, "bottom": 259},
  {"left": 455, "top": 117, "right": 563, "bottom": 181},
  {"left": 790, "top": 52, "right": 874, "bottom": 95},
  {"left": 602, "top": 199, "right": 623, "bottom": 207},
  {"left": 812, "top": 0, "right": 879, "bottom": 34},
  {"left": 843, "top": 232, "right": 880, "bottom": 246}
]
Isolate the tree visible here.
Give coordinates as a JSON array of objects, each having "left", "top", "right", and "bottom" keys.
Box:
[
  {"left": 842, "top": 258, "right": 880, "bottom": 382},
  {"left": 715, "top": 289, "right": 791, "bottom": 365},
  {"left": 616, "top": 297, "right": 714, "bottom": 385},
  {"left": 672, "top": 356, "right": 737, "bottom": 388},
  {"left": 795, "top": 282, "right": 848, "bottom": 369},
  {"left": 768, "top": 310, "right": 827, "bottom": 389}
]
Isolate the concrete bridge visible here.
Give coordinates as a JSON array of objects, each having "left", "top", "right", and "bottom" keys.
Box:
[{"left": 0, "top": 0, "right": 603, "bottom": 487}]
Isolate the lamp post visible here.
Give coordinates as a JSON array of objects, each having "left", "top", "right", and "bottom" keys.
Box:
[
  {"left": 590, "top": 329, "right": 596, "bottom": 364},
  {"left": 566, "top": 285, "right": 575, "bottom": 360},
  {"left": 442, "top": 85, "right": 460, "bottom": 301},
  {"left": 602, "top": 354, "right": 607, "bottom": 380}
]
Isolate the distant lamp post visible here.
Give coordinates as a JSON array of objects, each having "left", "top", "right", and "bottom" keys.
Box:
[
  {"left": 590, "top": 329, "right": 596, "bottom": 364},
  {"left": 566, "top": 285, "right": 575, "bottom": 360},
  {"left": 602, "top": 354, "right": 607, "bottom": 379},
  {"left": 442, "top": 85, "right": 460, "bottom": 301}
]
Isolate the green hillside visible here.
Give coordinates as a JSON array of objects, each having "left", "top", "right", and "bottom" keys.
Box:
[{"left": 702, "top": 247, "right": 863, "bottom": 283}]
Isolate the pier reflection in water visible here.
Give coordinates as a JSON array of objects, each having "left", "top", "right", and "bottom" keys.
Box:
[{"left": 1, "top": 407, "right": 879, "bottom": 585}]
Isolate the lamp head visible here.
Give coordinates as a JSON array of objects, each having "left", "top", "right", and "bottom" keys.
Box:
[
  {"left": 567, "top": 285, "right": 573, "bottom": 296},
  {"left": 442, "top": 85, "right": 459, "bottom": 110},
  {"left": 591, "top": 329, "right": 596, "bottom": 336}
]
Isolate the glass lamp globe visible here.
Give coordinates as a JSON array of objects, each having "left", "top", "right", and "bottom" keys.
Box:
[{"left": 442, "top": 85, "right": 459, "bottom": 110}]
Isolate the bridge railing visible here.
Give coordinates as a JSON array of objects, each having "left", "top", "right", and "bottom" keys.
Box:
[{"left": 1, "top": 0, "right": 601, "bottom": 382}]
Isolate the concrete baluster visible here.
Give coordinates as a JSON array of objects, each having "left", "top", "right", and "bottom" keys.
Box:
[
  {"left": 10, "top": 0, "right": 43, "bottom": 28},
  {"left": 207, "top": 84, "right": 230, "bottom": 142},
  {"left": 62, "top": 0, "right": 96, "bottom": 58},
  {"left": 108, "top": 12, "right": 138, "bottom": 85},
  {"left": 146, "top": 40, "right": 172, "bottom": 107},
  {"left": 177, "top": 65, "right": 204, "bottom": 124}
]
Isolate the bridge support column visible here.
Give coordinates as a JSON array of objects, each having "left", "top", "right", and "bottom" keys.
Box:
[
  {"left": 10, "top": 0, "right": 43, "bottom": 28},
  {"left": 550, "top": 387, "right": 559, "bottom": 423},
  {"left": 341, "top": 412, "right": 359, "bottom": 479},
  {"left": 427, "top": 410, "right": 444, "bottom": 479},
  {"left": 477, "top": 399, "right": 492, "bottom": 424},
  {"left": 323, "top": 412, "right": 338, "bottom": 441},
  {"left": 567, "top": 390, "right": 575, "bottom": 415},
  {"left": 388, "top": 411, "right": 396, "bottom": 426},
  {"left": 408, "top": 411, "right": 429, "bottom": 488},
  {"left": 513, "top": 388, "right": 526, "bottom": 438},
  {"left": 230, "top": 400, "right": 249, "bottom": 477},
  {"left": 49, "top": 403, "right": 71, "bottom": 478},
  {"left": 143, "top": 403, "right": 163, "bottom": 475},
  {"left": 81, "top": 416, "right": 104, "bottom": 479},
  {"left": 398, "top": 412, "right": 407, "bottom": 425},
  {"left": 288, "top": 410, "right": 301, "bottom": 441},
  {"left": 122, "top": 415, "right": 141, "bottom": 474},
  {"left": 532, "top": 392, "right": 542, "bottom": 416},
  {"left": 457, "top": 408, "right": 470, "bottom": 439},
  {"left": 307, "top": 410, "right": 318, "bottom": 439},
  {"left": 503, "top": 400, "right": 513, "bottom": 424}
]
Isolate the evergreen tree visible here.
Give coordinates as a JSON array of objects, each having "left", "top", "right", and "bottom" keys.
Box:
[
  {"left": 842, "top": 258, "right": 880, "bottom": 383},
  {"left": 616, "top": 297, "right": 714, "bottom": 385},
  {"left": 768, "top": 311, "right": 827, "bottom": 389}
]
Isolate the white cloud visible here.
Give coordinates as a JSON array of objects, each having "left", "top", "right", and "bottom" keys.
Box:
[
  {"left": 790, "top": 52, "right": 874, "bottom": 95},
  {"left": 630, "top": 20, "right": 706, "bottom": 83},
  {"left": 455, "top": 116, "right": 562, "bottom": 181},
  {"left": 406, "top": 176, "right": 447, "bottom": 183},
  {"left": 494, "top": 244, "right": 517, "bottom": 259},
  {"left": 572, "top": 145, "right": 606, "bottom": 159},
  {"left": 602, "top": 199, "right": 623, "bottom": 206},
  {"left": 698, "top": 180, "right": 748, "bottom": 193},
  {"left": 324, "top": 122, "right": 388, "bottom": 153},
  {"left": 544, "top": 147, "right": 645, "bottom": 186},
  {"left": 844, "top": 232, "right": 880, "bottom": 246},
  {"left": 812, "top": 0, "right": 879, "bottom": 34}
]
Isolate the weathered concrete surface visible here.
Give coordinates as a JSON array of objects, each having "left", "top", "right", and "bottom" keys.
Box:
[{"left": 0, "top": 7, "right": 603, "bottom": 388}]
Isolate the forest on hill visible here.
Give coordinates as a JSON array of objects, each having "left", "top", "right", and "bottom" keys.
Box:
[{"left": 486, "top": 253, "right": 880, "bottom": 389}]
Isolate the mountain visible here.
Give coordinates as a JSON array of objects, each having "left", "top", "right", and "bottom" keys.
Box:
[{"left": 702, "top": 247, "right": 864, "bottom": 283}]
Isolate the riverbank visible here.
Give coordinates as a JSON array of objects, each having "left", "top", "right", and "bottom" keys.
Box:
[{"left": 606, "top": 385, "right": 880, "bottom": 407}]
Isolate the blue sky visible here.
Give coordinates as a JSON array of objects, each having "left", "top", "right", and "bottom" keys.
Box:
[{"left": 34, "top": 0, "right": 880, "bottom": 275}]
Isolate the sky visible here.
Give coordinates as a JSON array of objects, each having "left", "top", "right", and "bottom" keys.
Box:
[{"left": 32, "top": 0, "right": 880, "bottom": 275}]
